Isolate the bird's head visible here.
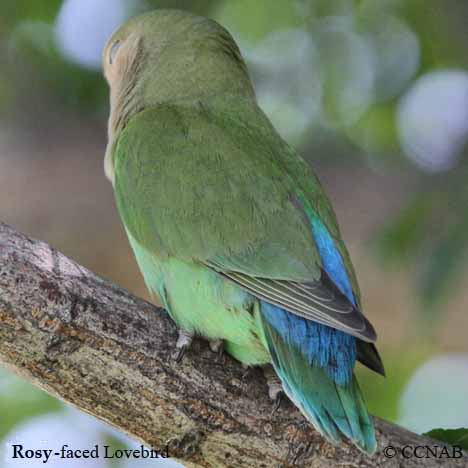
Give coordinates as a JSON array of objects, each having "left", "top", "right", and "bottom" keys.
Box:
[{"left": 103, "top": 9, "right": 254, "bottom": 135}]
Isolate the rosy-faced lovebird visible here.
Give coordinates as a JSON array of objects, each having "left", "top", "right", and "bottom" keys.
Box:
[{"left": 102, "top": 10, "right": 384, "bottom": 454}]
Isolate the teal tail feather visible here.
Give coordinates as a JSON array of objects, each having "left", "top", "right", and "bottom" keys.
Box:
[{"left": 260, "top": 308, "right": 377, "bottom": 455}]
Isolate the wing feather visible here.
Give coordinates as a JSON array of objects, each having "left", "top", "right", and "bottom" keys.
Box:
[{"left": 207, "top": 260, "right": 377, "bottom": 342}]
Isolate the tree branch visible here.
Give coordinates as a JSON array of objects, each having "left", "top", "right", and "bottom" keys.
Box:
[{"left": 0, "top": 222, "right": 465, "bottom": 467}]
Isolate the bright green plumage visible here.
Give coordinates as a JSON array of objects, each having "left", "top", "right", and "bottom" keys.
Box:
[{"left": 104, "top": 9, "right": 383, "bottom": 455}]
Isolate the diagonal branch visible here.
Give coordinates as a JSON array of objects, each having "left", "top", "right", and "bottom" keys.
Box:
[{"left": 0, "top": 222, "right": 465, "bottom": 467}]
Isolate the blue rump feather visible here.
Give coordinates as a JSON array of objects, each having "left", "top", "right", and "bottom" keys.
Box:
[{"left": 261, "top": 302, "right": 356, "bottom": 385}]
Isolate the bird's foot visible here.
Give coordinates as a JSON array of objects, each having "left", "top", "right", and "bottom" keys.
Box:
[
  {"left": 272, "top": 392, "right": 284, "bottom": 414},
  {"left": 263, "top": 366, "right": 284, "bottom": 413},
  {"left": 208, "top": 339, "right": 224, "bottom": 362},
  {"left": 173, "top": 329, "right": 194, "bottom": 363},
  {"left": 240, "top": 364, "right": 251, "bottom": 383}
]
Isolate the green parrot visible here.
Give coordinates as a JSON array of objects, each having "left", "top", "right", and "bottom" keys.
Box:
[{"left": 103, "top": 9, "right": 383, "bottom": 454}]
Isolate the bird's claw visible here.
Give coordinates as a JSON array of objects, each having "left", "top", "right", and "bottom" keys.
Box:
[
  {"left": 173, "top": 345, "right": 188, "bottom": 363},
  {"left": 263, "top": 365, "right": 284, "bottom": 412},
  {"left": 272, "top": 391, "right": 284, "bottom": 414},
  {"left": 173, "top": 329, "right": 194, "bottom": 363},
  {"left": 240, "top": 364, "right": 251, "bottom": 383},
  {"left": 209, "top": 339, "right": 224, "bottom": 362},
  {"left": 208, "top": 339, "right": 223, "bottom": 353}
]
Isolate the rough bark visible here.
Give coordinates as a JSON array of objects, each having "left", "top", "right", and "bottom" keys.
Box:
[{"left": 0, "top": 222, "right": 465, "bottom": 467}]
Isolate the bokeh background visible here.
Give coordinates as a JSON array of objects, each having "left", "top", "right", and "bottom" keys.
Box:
[{"left": 1, "top": 0, "right": 468, "bottom": 466}]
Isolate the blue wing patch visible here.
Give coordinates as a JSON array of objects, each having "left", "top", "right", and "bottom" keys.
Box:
[
  {"left": 261, "top": 201, "right": 358, "bottom": 386},
  {"left": 310, "top": 216, "right": 356, "bottom": 306}
]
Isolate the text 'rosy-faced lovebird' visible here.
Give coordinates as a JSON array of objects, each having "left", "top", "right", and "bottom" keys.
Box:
[{"left": 102, "top": 9, "right": 384, "bottom": 455}]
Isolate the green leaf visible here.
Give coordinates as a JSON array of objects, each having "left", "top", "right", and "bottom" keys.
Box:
[
  {"left": 424, "top": 428, "right": 468, "bottom": 450},
  {"left": 374, "top": 193, "right": 433, "bottom": 266},
  {"left": 419, "top": 213, "right": 468, "bottom": 309},
  {"left": 0, "top": 370, "right": 62, "bottom": 440},
  {"left": 214, "top": 0, "right": 300, "bottom": 43}
]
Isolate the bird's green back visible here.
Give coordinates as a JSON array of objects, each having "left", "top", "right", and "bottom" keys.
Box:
[{"left": 113, "top": 97, "right": 361, "bottom": 300}]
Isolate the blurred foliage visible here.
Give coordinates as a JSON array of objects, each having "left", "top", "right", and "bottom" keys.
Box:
[
  {"left": 0, "top": 370, "right": 62, "bottom": 440},
  {"left": 376, "top": 163, "right": 468, "bottom": 313},
  {"left": 0, "top": 0, "right": 218, "bottom": 118},
  {"left": 356, "top": 344, "right": 433, "bottom": 422},
  {"left": 424, "top": 428, "right": 468, "bottom": 450}
]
